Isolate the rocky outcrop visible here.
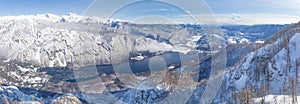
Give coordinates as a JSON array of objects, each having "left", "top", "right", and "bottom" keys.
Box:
[{"left": 52, "top": 94, "right": 82, "bottom": 104}]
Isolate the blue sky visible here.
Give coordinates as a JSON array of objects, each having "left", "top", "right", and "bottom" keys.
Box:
[
  {"left": 0, "top": 0, "right": 299, "bottom": 24},
  {"left": 0, "top": 0, "right": 93, "bottom": 16},
  {"left": 207, "top": 0, "right": 300, "bottom": 15}
]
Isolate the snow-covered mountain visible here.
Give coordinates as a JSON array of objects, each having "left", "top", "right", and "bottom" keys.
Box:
[
  {"left": 0, "top": 13, "right": 298, "bottom": 104},
  {"left": 222, "top": 24, "right": 289, "bottom": 44},
  {"left": 0, "top": 13, "right": 204, "bottom": 68},
  {"left": 0, "top": 13, "right": 288, "bottom": 67},
  {"left": 190, "top": 23, "right": 300, "bottom": 103},
  {"left": 97, "top": 23, "right": 300, "bottom": 104}
]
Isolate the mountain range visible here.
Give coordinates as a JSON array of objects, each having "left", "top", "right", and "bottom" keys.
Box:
[{"left": 0, "top": 13, "right": 298, "bottom": 104}]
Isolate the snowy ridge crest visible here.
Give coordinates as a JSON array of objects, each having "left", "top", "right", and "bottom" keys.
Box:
[{"left": 0, "top": 13, "right": 106, "bottom": 24}]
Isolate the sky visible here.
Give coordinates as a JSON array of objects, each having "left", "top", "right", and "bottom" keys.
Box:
[
  {"left": 0, "top": 0, "right": 93, "bottom": 16},
  {"left": 0, "top": 0, "right": 299, "bottom": 24}
]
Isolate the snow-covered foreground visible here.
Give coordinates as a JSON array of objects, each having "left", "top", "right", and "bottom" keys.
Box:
[
  {"left": 0, "top": 84, "right": 82, "bottom": 104},
  {"left": 253, "top": 95, "right": 300, "bottom": 104}
]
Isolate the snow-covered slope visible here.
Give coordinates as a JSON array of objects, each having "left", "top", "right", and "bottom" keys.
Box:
[
  {"left": 0, "top": 14, "right": 202, "bottom": 68},
  {"left": 98, "top": 23, "right": 299, "bottom": 104},
  {"left": 252, "top": 95, "right": 300, "bottom": 104},
  {"left": 0, "top": 14, "right": 287, "bottom": 68},
  {"left": 0, "top": 14, "right": 213, "bottom": 103},
  {"left": 0, "top": 84, "right": 83, "bottom": 104},
  {"left": 206, "top": 23, "right": 300, "bottom": 103},
  {"left": 0, "top": 13, "right": 296, "bottom": 104}
]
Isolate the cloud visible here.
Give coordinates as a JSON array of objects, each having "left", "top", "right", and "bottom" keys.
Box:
[
  {"left": 173, "top": 13, "right": 299, "bottom": 25},
  {"left": 230, "top": 13, "right": 243, "bottom": 22},
  {"left": 159, "top": 8, "right": 176, "bottom": 12},
  {"left": 215, "top": 13, "right": 300, "bottom": 25},
  {"left": 160, "top": 8, "right": 167, "bottom": 11}
]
